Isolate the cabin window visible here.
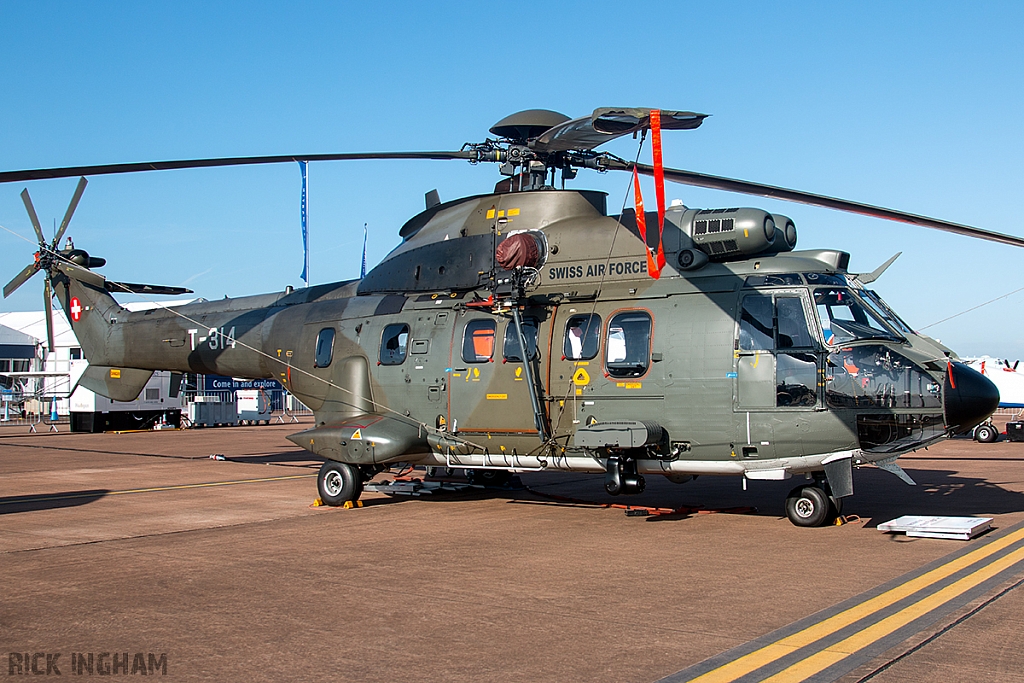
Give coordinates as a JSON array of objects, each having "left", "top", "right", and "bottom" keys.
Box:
[
  {"left": 503, "top": 317, "right": 539, "bottom": 362},
  {"left": 314, "top": 328, "right": 335, "bottom": 368},
  {"left": 606, "top": 311, "right": 652, "bottom": 378},
  {"left": 379, "top": 323, "right": 410, "bottom": 365},
  {"left": 462, "top": 319, "right": 496, "bottom": 363},
  {"left": 70, "top": 347, "right": 83, "bottom": 360},
  {"left": 563, "top": 314, "right": 602, "bottom": 360}
]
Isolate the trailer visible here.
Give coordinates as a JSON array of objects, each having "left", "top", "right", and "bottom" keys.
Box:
[{"left": 70, "top": 370, "right": 182, "bottom": 432}]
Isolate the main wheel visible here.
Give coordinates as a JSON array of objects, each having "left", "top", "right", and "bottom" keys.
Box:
[
  {"left": 317, "top": 461, "right": 363, "bottom": 506},
  {"left": 975, "top": 423, "right": 999, "bottom": 443},
  {"left": 785, "top": 485, "right": 832, "bottom": 527}
]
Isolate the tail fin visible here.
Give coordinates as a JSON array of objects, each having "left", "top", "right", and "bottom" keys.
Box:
[{"left": 52, "top": 267, "right": 127, "bottom": 369}]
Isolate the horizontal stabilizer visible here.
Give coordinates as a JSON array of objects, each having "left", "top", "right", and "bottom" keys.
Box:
[
  {"left": 106, "top": 281, "right": 194, "bottom": 296},
  {"left": 79, "top": 365, "right": 154, "bottom": 402}
]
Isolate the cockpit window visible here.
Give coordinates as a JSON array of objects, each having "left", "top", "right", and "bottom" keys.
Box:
[
  {"left": 776, "top": 296, "right": 814, "bottom": 349},
  {"left": 743, "top": 273, "right": 803, "bottom": 288},
  {"left": 739, "top": 296, "right": 773, "bottom": 351},
  {"left": 804, "top": 273, "right": 847, "bottom": 286},
  {"left": 814, "top": 288, "right": 900, "bottom": 345}
]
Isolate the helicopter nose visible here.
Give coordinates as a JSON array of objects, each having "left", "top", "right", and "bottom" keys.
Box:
[{"left": 944, "top": 361, "right": 1000, "bottom": 433}]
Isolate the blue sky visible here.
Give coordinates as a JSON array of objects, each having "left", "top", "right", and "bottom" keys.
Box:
[{"left": 2, "top": 1, "right": 1023, "bottom": 358}]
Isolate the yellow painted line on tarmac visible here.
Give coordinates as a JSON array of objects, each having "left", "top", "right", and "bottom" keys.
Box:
[
  {"left": 690, "top": 526, "right": 1024, "bottom": 682},
  {"left": 2, "top": 474, "right": 317, "bottom": 506},
  {"left": 762, "top": 544, "right": 1024, "bottom": 682}
]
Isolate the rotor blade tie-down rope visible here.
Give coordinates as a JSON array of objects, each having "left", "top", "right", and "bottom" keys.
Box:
[{"left": 631, "top": 110, "right": 667, "bottom": 279}]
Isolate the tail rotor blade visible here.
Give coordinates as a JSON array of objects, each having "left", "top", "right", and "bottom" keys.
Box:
[
  {"left": 3, "top": 262, "right": 39, "bottom": 298},
  {"left": 54, "top": 177, "right": 88, "bottom": 248},
  {"left": 20, "top": 189, "right": 46, "bottom": 245},
  {"left": 43, "top": 279, "right": 55, "bottom": 354}
]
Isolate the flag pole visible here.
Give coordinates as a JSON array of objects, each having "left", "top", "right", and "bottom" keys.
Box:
[{"left": 299, "top": 161, "right": 309, "bottom": 286}]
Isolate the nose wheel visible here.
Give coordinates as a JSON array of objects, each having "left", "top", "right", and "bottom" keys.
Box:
[{"left": 785, "top": 484, "right": 841, "bottom": 527}]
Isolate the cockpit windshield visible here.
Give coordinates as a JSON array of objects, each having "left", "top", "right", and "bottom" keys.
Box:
[
  {"left": 814, "top": 288, "right": 902, "bottom": 345},
  {"left": 860, "top": 290, "right": 914, "bottom": 335}
]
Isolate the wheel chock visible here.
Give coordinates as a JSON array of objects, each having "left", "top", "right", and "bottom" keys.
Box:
[
  {"left": 342, "top": 500, "right": 364, "bottom": 509},
  {"left": 312, "top": 498, "right": 323, "bottom": 507}
]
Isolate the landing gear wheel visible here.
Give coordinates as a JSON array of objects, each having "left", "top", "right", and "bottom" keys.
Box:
[
  {"left": 975, "top": 423, "right": 998, "bottom": 443},
  {"left": 317, "top": 461, "right": 363, "bottom": 506},
  {"left": 467, "top": 469, "right": 512, "bottom": 487},
  {"left": 785, "top": 485, "right": 832, "bottom": 527}
]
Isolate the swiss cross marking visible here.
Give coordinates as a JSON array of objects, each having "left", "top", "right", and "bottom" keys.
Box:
[{"left": 70, "top": 297, "right": 82, "bottom": 322}]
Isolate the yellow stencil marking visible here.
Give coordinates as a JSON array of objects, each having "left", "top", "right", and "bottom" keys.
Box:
[
  {"left": 351, "top": 429, "right": 362, "bottom": 440},
  {"left": 110, "top": 369, "right": 121, "bottom": 379}
]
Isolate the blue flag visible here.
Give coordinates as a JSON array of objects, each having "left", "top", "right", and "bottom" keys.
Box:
[
  {"left": 299, "top": 161, "right": 309, "bottom": 285},
  {"left": 361, "top": 223, "right": 367, "bottom": 278}
]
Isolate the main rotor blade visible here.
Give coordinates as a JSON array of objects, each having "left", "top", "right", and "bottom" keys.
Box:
[
  {"left": 54, "top": 176, "right": 88, "bottom": 248},
  {"left": 20, "top": 189, "right": 46, "bottom": 244},
  {"left": 3, "top": 262, "right": 39, "bottom": 298},
  {"left": 0, "top": 151, "right": 477, "bottom": 184},
  {"left": 532, "top": 108, "right": 707, "bottom": 153},
  {"left": 43, "top": 279, "right": 55, "bottom": 353},
  {"left": 628, "top": 162, "right": 1024, "bottom": 249}
]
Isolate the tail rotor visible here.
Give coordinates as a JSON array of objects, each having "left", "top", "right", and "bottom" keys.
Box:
[{"left": 3, "top": 177, "right": 91, "bottom": 354}]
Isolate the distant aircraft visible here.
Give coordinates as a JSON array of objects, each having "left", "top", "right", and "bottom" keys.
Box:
[{"left": 963, "top": 357, "right": 1023, "bottom": 442}]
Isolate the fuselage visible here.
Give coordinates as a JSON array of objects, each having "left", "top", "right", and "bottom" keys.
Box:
[{"left": 55, "top": 189, "right": 998, "bottom": 481}]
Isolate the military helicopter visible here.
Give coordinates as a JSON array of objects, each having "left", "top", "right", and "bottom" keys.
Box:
[{"left": 1, "top": 107, "right": 1015, "bottom": 526}]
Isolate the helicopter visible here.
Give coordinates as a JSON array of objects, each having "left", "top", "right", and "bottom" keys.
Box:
[{"left": 1, "top": 107, "right": 1014, "bottom": 527}]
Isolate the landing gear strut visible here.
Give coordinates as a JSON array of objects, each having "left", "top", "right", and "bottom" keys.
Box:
[{"left": 317, "top": 461, "right": 363, "bottom": 506}]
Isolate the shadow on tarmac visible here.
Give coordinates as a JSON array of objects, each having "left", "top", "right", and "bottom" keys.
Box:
[
  {"left": 0, "top": 489, "right": 109, "bottom": 515},
  {"left": 343, "top": 466, "right": 1024, "bottom": 527}
]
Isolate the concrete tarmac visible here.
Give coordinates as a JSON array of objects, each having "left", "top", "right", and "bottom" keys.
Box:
[{"left": 2, "top": 421, "right": 1023, "bottom": 681}]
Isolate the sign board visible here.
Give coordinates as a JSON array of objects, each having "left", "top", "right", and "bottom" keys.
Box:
[{"left": 203, "top": 375, "right": 283, "bottom": 392}]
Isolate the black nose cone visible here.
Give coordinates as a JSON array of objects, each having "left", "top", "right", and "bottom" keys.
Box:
[{"left": 944, "top": 361, "right": 1000, "bottom": 432}]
